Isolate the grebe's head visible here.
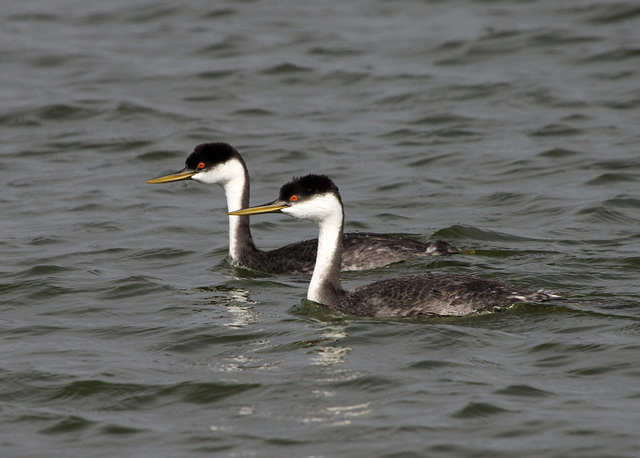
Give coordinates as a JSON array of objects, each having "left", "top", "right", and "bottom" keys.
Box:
[
  {"left": 228, "top": 174, "right": 343, "bottom": 224},
  {"left": 146, "top": 143, "right": 246, "bottom": 186}
]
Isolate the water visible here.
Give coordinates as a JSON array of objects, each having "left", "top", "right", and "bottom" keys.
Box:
[{"left": 2, "top": 0, "right": 640, "bottom": 456}]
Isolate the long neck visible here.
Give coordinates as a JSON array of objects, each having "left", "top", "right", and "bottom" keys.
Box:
[
  {"left": 222, "top": 164, "right": 256, "bottom": 262},
  {"left": 307, "top": 206, "right": 345, "bottom": 308}
]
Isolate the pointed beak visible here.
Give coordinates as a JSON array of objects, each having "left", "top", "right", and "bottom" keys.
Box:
[
  {"left": 227, "top": 200, "right": 287, "bottom": 216},
  {"left": 146, "top": 169, "right": 196, "bottom": 184}
]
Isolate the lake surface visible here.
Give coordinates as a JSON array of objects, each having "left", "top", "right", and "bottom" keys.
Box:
[{"left": 2, "top": 0, "right": 640, "bottom": 456}]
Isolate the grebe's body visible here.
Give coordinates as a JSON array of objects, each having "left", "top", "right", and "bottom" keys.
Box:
[
  {"left": 147, "top": 143, "right": 459, "bottom": 275},
  {"left": 227, "top": 232, "right": 455, "bottom": 275},
  {"left": 229, "top": 175, "right": 560, "bottom": 317}
]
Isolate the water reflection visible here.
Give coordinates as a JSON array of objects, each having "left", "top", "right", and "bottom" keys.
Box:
[
  {"left": 310, "top": 325, "right": 351, "bottom": 366},
  {"left": 306, "top": 324, "right": 373, "bottom": 426},
  {"left": 201, "top": 285, "right": 260, "bottom": 328}
]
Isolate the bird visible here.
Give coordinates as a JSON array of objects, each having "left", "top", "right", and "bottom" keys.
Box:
[
  {"left": 147, "top": 142, "right": 460, "bottom": 275},
  {"left": 228, "top": 174, "right": 561, "bottom": 317}
]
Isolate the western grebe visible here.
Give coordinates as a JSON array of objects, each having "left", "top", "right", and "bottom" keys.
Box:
[
  {"left": 229, "top": 174, "right": 560, "bottom": 317},
  {"left": 147, "top": 142, "right": 460, "bottom": 275}
]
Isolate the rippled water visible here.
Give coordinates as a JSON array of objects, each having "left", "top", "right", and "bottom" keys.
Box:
[{"left": 2, "top": 0, "right": 640, "bottom": 456}]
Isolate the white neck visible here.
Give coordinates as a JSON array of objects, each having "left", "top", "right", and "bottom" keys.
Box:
[
  {"left": 224, "top": 175, "right": 248, "bottom": 262},
  {"left": 192, "top": 159, "right": 251, "bottom": 262},
  {"left": 297, "top": 195, "right": 344, "bottom": 305}
]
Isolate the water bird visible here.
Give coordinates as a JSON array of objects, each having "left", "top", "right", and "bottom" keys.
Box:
[
  {"left": 147, "top": 143, "right": 460, "bottom": 274},
  {"left": 229, "top": 174, "right": 560, "bottom": 317}
]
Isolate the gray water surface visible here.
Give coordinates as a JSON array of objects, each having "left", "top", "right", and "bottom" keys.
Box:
[{"left": 2, "top": 1, "right": 640, "bottom": 457}]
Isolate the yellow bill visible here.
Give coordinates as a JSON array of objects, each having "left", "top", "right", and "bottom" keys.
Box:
[
  {"left": 146, "top": 171, "right": 196, "bottom": 184},
  {"left": 228, "top": 203, "right": 286, "bottom": 216}
]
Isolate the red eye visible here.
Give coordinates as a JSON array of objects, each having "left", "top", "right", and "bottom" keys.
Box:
[
  {"left": 290, "top": 195, "right": 299, "bottom": 202},
  {"left": 197, "top": 162, "right": 206, "bottom": 169}
]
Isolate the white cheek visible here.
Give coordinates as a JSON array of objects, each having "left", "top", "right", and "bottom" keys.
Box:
[
  {"left": 192, "top": 160, "right": 245, "bottom": 186},
  {"left": 191, "top": 168, "right": 220, "bottom": 184},
  {"left": 282, "top": 196, "right": 339, "bottom": 223},
  {"left": 281, "top": 207, "right": 300, "bottom": 219}
]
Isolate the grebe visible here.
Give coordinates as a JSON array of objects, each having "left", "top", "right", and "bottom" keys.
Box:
[
  {"left": 147, "top": 143, "right": 460, "bottom": 275},
  {"left": 229, "top": 174, "right": 560, "bottom": 317}
]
